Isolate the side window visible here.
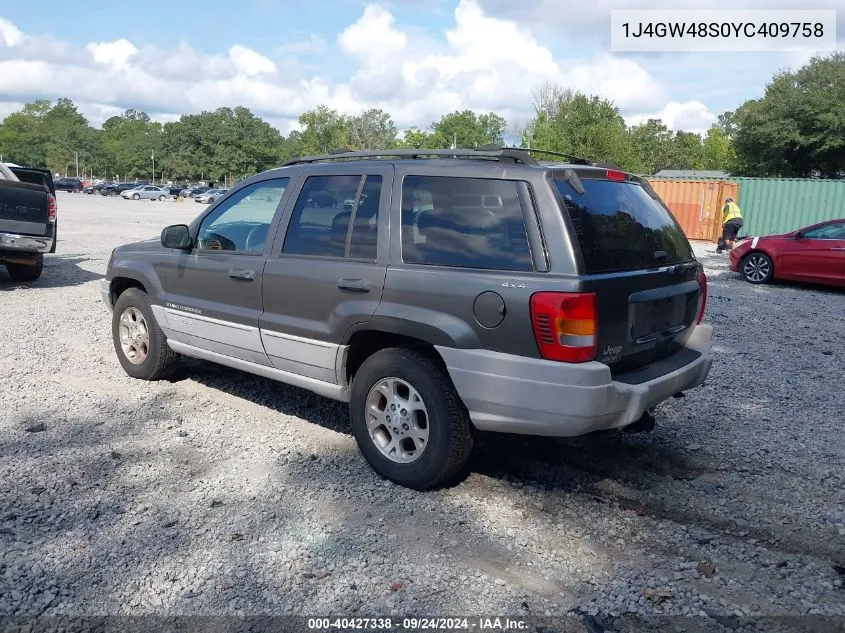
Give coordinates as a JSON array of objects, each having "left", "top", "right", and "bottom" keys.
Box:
[
  {"left": 803, "top": 222, "right": 845, "bottom": 239},
  {"left": 400, "top": 176, "right": 533, "bottom": 271},
  {"left": 197, "top": 178, "right": 289, "bottom": 254},
  {"left": 283, "top": 174, "right": 382, "bottom": 259}
]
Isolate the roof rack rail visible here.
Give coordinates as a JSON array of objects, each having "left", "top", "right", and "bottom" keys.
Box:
[
  {"left": 500, "top": 147, "right": 595, "bottom": 166},
  {"left": 281, "top": 147, "right": 540, "bottom": 167}
]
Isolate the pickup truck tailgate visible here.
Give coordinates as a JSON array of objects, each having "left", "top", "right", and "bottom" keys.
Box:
[{"left": 0, "top": 180, "right": 51, "bottom": 236}]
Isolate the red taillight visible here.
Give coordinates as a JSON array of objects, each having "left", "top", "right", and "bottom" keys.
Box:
[
  {"left": 48, "top": 194, "right": 57, "bottom": 223},
  {"left": 696, "top": 270, "right": 707, "bottom": 324},
  {"left": 530, "top": 292, "right": 597, "bottom": 363},
  {"left": 606, "top": 169, "right": 626, "bottom": 182}
]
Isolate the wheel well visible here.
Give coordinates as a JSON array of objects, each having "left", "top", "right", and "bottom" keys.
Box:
[
  {"left": 110, "top": 277, "right": 146, "bottom": 304},
  {"left": 344, "top": 330, "right": 445, "bottom": 384}
]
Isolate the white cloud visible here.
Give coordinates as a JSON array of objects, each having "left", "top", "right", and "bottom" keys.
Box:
[
  {"left": 339, "top": 4, "right": 407, "bottom": 63},
  {"left": 86, "top": 39, "right": 138, "bottom": 70},
  {"left": 0, "top": 1, "right": 788, "bottom": 134},
  {"left": 228, "top": 44, "right": 276, "bottom": 76},
  {"left": 0, "top": 17, "right": 25, "bottom": 47},
  {"left": 627, "top": 100, "right": 717, "bottom": 134}
]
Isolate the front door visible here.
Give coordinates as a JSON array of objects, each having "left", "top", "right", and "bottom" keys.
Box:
[
  {"left": 259, "top": 166, "right": 392, "bottom": 383},
  {"left": 781, "top": 221, "right": 845, "bottom": 284},
  {"left": 158, "top": 177, "right": 293, "bottom": 365}
]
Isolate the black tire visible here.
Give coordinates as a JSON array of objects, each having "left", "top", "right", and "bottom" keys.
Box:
[
  {"left": 109, "top": 190, "right": 117, "bottom": 196},
  {"left": 49, "top": 224, "right": 57, "bottom": 254},
  {"left": 349, "top": 348, "right": 473, "bottom": 490},
  {"left": 159, "top": 195, "right": 166, "bottom": 201},
  {"left": 132, "top": 193, "right": 140, "bottom": 200},
  {"left": 6, "top": 254, "right": 43, "bottom": 282},
  {"left": 741, "top": 252, "right": 774, "bottom": 284},
  {"left": 112, "top": 287, "right": 180, "bottom": 380}
]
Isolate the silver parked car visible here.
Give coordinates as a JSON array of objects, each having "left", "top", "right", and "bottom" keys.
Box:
[
  {"left": 194, "top": 188, "right": 229, "bottom": 204},
  {"left": 121, "top": 185, "right": 170, "bottom": 201}
]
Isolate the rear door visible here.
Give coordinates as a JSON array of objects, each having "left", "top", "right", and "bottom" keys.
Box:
[
  {"left": 780, "top": 221, "right": 845, "bottom": 285},
  {"left": 158, "top": 177, "right": 292, "bottom": 365},
  {"left": 553, "top": 170, "right": 704, "bottom": 374},
  {"left": 259, "top": 166, "right": 391, "bottom": 383}
]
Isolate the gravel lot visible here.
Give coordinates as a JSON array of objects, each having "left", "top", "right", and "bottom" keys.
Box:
[{"left": 1, "top": 192, "right": 843, "bottom": 630}]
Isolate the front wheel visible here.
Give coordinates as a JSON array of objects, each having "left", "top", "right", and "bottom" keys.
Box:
[
  {"left": 349, "top": 348, "right": 473, "bottom": 490},
  {"left": 132, "top": 193, "right": 140, "bottom": 200},
  {"left": 741, "top": 252, "right": 774, "bottom": 284},
  {"left": 159, "top": 195, "right": 166, "bottom": 201},
  {"left": 112, "top": 288, "right": 180, "bottom": 380},
  {"left": 5, "top": 254, "right": 43, "bottom": 282}
]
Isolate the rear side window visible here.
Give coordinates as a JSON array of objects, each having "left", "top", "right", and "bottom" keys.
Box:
[
  {"left": 283, "top": 174, "right": 382, "bottom": 260},
  {"left": 554, "top": 178, "right": 694, "bottom": 274},
  {"left": 401, "top": 176, "right": 533, "bottom": 271}
]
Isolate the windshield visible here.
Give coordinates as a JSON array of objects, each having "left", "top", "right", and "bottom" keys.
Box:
[{"left": 554, "top": 177, "right": 694, "bottom": 274}]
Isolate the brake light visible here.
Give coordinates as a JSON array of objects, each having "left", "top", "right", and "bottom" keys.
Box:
[
  {"left": 530, "top": 292, "right": 597, "bottom": 363},
  {"left": 47, "top": 194, "right": 57, "bottom": 223},
  {"left": 606, "top": 169, "right": 626, "bottom": 182},
  {"left": 696, "top": 270, "right": 707, "bottom": 324}
]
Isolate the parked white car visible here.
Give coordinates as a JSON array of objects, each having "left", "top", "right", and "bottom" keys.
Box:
[
  {"left": 121, "top": 185, "right": 170, "bottom": 201},
  {"left": 194, "top": 188, "right": 229, "bottom": 204}
]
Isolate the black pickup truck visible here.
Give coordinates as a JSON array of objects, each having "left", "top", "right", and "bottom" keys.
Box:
[{"left": 0, "top": 163, "right": 56, "bottom": 281}]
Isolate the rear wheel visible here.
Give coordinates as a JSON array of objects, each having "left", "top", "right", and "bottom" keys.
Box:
[
  {"left": 159, "top": 195, "right": 166, "bottom": 201},
  {"left": 741, "top": 252, "right": 773, "bottom": 284},
  {"left": 112, "top": 288, "right": 180, "bottom": 380},
  {"left": 349, "top": 348, "right": 473, "bottom": 490},
  {"left": 5, "top": 254, "right": 43, "bottom": 282},
  {"left": 109, "top": 190, "right": 117, "bottom": 196}
]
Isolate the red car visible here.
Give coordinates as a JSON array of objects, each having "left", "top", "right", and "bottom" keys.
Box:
[{"left": 729, "top": 218, "right": 845, "bottom": 287}]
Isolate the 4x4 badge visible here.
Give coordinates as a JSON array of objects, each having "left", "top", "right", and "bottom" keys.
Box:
[{"left": 500, "top": 282, "right": 526, "bottom": 288}]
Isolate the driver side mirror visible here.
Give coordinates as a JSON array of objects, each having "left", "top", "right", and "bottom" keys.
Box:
[
  {"left": 794, "top": 230, "right": 804, "bottom": 239},
  {"left": 161, "top": 224, "right": 192, "bottom": 249}
]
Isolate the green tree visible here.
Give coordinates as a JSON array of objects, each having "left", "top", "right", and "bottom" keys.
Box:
[
  {"left": 525, "top": 86, "right": 639, "bottom": 171},
  {"left": 701, "top": 125, "right": 736, "bottom": 172},
  {"left": 41, "top": 98, "right": 92, "bottom": 175},
  {"left": 732, "top": 52, "right": 845, "bottom": 177},
  {"left": 101, "top": 109, "right": 162, "bottom": 180},
  {"left": 668, "top": 131, "right": 705, "bottom": 171},
  {"left": 400, "top": 128, "right": 437, "bottom": 149},
  {"left": 630, "top": 119, "right": 674, "bottom": 174},
  {"left": 346, "top": 109, "right": 398, "bottom": 150},
  {"left": 0, "top": 100, "right": 52, "bottom": 168},
  {"left": 428, "top": 110, "right": 507, "bottom": 148},
  {"left": 297, "top": 105, "right": 349, "bottom": 154},
  {"left": 160, "top": 107, "right": 285, "bottom": 182}
]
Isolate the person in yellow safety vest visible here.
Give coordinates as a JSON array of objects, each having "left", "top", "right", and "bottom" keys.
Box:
[{"left": 716, "top": 197, "right": 744, "bottom": 253}]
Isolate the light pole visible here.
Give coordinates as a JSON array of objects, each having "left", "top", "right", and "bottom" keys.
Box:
[
  {"left": 151, "top": 151, "right": 155, "bottom": 185},
  {"left": 75, "top": 151, "right": 79, "bottom": 178}
]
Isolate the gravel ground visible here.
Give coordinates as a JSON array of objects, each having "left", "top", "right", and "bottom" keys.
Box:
[{"left": 1, "top": 192, "right": 843, "bottom": 630}]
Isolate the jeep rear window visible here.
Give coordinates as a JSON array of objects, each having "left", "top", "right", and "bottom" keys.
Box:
[{"left": 554, "top": 178, "right": 694, "bottom": 274}]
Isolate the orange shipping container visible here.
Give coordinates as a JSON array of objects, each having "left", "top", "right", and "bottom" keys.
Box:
[{"left": 647, "top": 179, "right": 739, "bottom": 242}]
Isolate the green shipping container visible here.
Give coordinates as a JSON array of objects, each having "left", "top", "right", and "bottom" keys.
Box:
[{"left": 734, "top": 177, "right": 845, "bottom": 237}]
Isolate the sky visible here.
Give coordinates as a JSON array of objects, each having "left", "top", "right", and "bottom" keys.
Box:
[{"left": 0, "top": 0, "right": 842, "bottom": 137}]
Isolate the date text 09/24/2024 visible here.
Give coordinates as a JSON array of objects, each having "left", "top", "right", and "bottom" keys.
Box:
[{"left": 307, "top": 617, "right": 527, "bottom": 630}]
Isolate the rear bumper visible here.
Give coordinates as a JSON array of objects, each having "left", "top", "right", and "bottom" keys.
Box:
[
  {"left": 0, "top": 232, "right": 51, "bottom": 254},
  {"left": 436, "top": 324, "right": 714, "bottom": 437}
]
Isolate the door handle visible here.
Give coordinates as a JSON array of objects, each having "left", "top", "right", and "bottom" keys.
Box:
[
  {"left": 337, "top": 278, "right": 370, "bottom": 293},
  {"left": 228, "top": 268, "right": 256, "bottom": 281}
]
